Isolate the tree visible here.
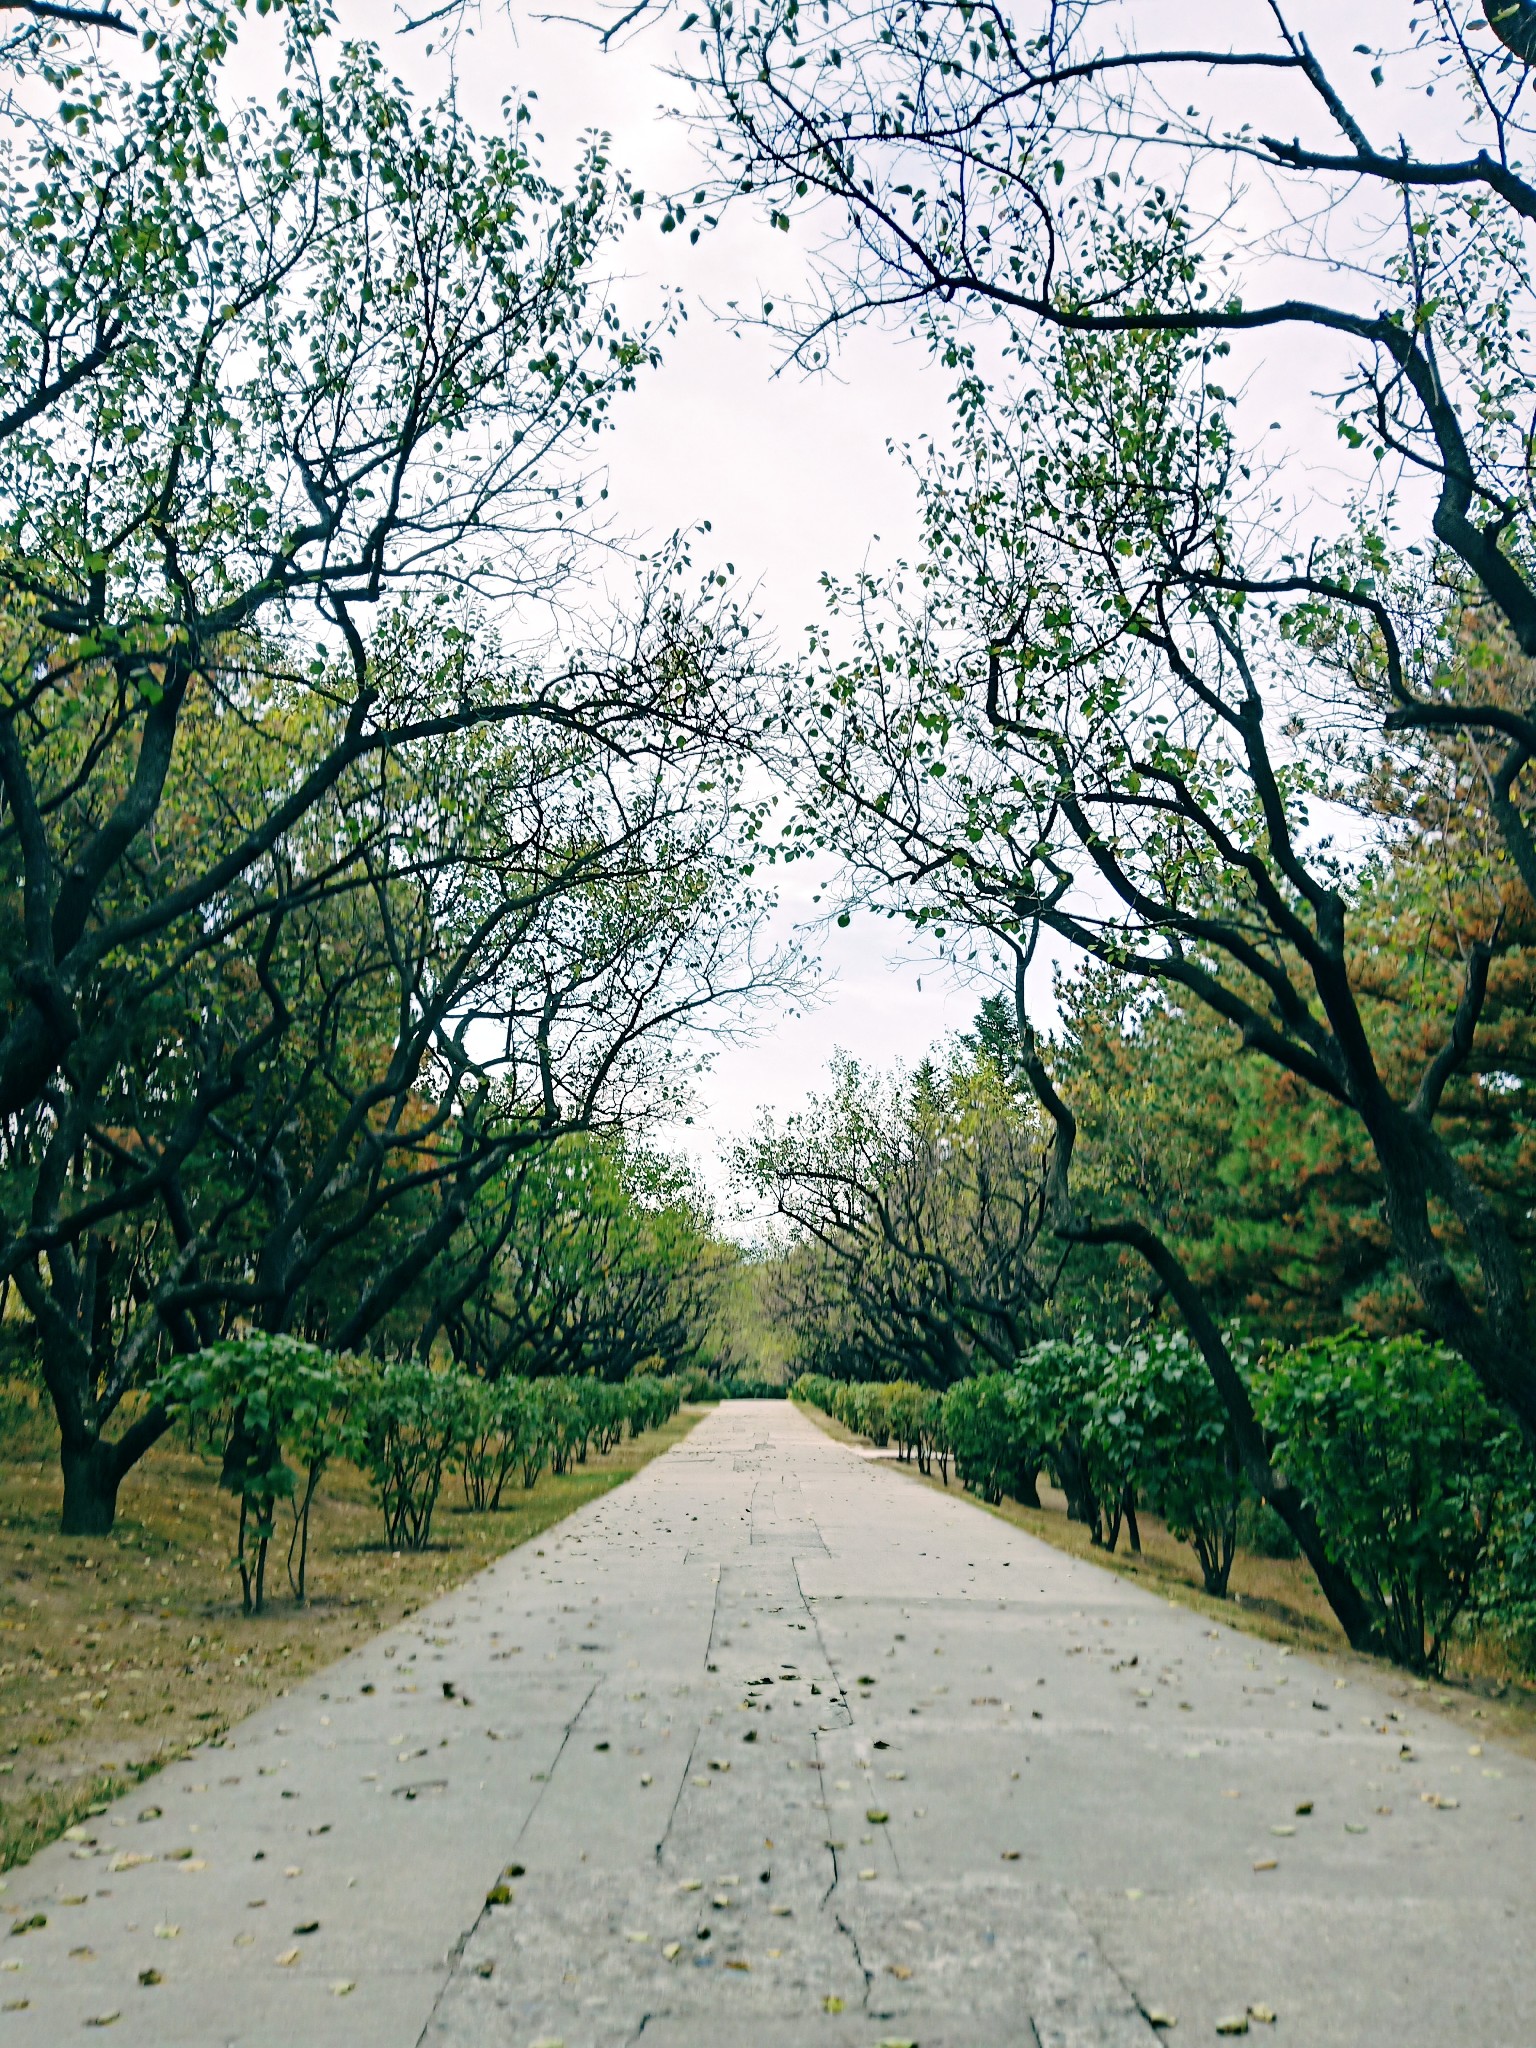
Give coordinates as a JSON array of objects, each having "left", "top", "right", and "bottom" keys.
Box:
[
  {"left": 5, "top": 608, "right": 784, "bottom": 1531},
  {"left": 1, "top": 1, "right": 671, "bottom": 1124},
  {"left": 0, "top": 6, "right": 794, "bottom": 1530},
  {"left": 1055, "top": 848, "right": 1536, "bottom": 1346},
  {"left": 741, "top": 1043, "right": 1057, "bottom": 1388},
  {"left": 688, "top": 1, "right": 1536, "bottom": 1643},
  {"left": 423, "top": 1137, "right": 725, "bottom": 1386}
]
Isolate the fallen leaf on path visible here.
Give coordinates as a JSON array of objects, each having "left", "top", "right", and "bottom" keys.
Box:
[
  {"left": 663, "top": 1943, "right": 682, "bottom": 1961},
  {"left": 108, "top": 1853, "right": 151, "bottom": 1873},
  {"left": 625, "top": 1930, "right": 650, "bottom": 1943},
  {"left": 9, "top": 1916, "right": 45, "bottom": 1936},
  {"left": 275, "top": 1949, "right": 300, "bottom": 1968},
  {"left": 858, "top": 1869, "right": 877, "bottom": 1881},
  {"left": 292, "top": 1921, "right": 319, "bottom": 1936},
  {"left": 330, "top": 1980, "right": 355, "bottom": 1997},
  {"left": 234, "top": 1934, "right": 255, "bottom": 1947},
  {"left": 1294, "top": 1802, "right": 1313, "bottom": 1816},
  {"left": 887, "top": 1964, "right": 913, "bottom": 1980},
  {"left": 866, "top": 1809, "right": 889, "bottom": 1824},
  {"left": 1145, "top": 2010, "right": 1176, "bottom": 2029},
  {"left": 678, "top": 1879, "right": 703, "bottom": 1892},
  {"left": 1251, "top": 1858, "right": 1277, "bottom": 1873},
  {"left": 1000, "top": 1850, "right": 1020, "bottom": 1862},
  {"left": 485, "top": 1885, "right": 513, "bottom": 1906},
  {"left": 1214, "top": 2017, "right": 1249, "bottom": 2036},
  {"left": 1248, "top": 2005, "right": 1276, "bottom": 2024},
  {"left": 138, "top": 1969, "right": 162, "bottom": 1987},
  {"left": 83, "top": 2012, "right": 120, "bottom": 2027},
  {"left": 154, "top": 1925, "right": 179, "bottom": 1940},
  {"left": 822, "top": 1995, "right": 845, "bottom": 2013}
]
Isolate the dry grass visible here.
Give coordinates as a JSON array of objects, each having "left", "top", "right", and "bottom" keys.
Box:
[
  {"left": 0, "top": 1391, "right": 701, "bottom": 1870},
  {"left": 803, "top": 1403, "right": 1536, "bottom": 1759}
]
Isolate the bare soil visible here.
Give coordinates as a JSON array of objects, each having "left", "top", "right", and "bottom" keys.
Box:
[{"left": 0, "top": 1392, "right": 701, "bottom": 1870}]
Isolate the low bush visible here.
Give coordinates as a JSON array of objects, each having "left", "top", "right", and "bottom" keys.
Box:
[
  {"left": 167, "top": 1346, "right": 684, "bottom": 1589},
  {"left": 1256, "top": 1332, "right": 1527, "bottom": 1673},
  {"left": 356, "top": 1362, "right": 470, "bottom": 1552},
  {"left": 160, "top": 1336, "right": 355, "bottom": 1612}
]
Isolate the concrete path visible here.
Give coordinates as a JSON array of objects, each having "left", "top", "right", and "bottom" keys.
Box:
[{"left": 4, "top": 1401, "right": 1535, "bottom": 2046}]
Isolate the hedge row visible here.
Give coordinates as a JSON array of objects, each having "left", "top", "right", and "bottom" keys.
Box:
[
  {"left": 794, "top": 1329, "right": 1536, "bottom": 1674},
  {"left": 161, "top": 1339, "right": 682, "bottom": 1611}
]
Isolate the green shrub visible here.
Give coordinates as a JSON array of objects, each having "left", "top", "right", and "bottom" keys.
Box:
[
  {"left": 1257, "top": 1332, "right": 1520, "bottom": 1672},
  {"left": 624, "top": 1373, "right": 683, "bottom": 1437},
  {"left": 1096, "top": 1329, "right": 1247, "bottom": 1594},
  {"left": 714, "top": 1369, "right": 787, "bottom": 1400},
  {"left": 356, "top": 1363, "right": 470, "bottom": 1550},
  {"left": 885, "top": 1382, "right": 928, "bottom": 1463},
  {"left": 458, "top": 1377, "right": 533, "bottom": 1511},
  {"left": 944, "top": 1375, "right": 1034, "bottom": 1505},
  {"left": 1012, "top": 1337, "right": 1113, "bottom": 1535},
  {"left": 160, "top": 1336, "right": 353, "bottom": 1611}
]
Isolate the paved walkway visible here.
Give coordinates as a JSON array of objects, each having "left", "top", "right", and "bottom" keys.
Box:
[{"left": 4, "top": 1402, "right": 1535, "bottom": 2045}]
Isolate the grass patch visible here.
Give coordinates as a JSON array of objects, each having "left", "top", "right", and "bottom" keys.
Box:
[
  {"left": 0, "top": 1394, "right": 700, "bottom": 1870},
  {"left": 802, "top": 1401, "right": 1536, "bottom": 1758}
]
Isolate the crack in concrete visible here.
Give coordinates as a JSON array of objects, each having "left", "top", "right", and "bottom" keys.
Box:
[
  {"left": 513, "top": 1677, "right": 599, "bottom": 1848},
  {"left": 414, "top": 1677, "right": 601, "bottom": 2045},
  {"left": 833, "top": 1906, "right": 874, "bottom": 2014},
  {"left": 655, "top": 1721, "right": 702, "bottom": 1865},
  {"left": 794, "top": 1550, "right": 852, "bottom": 1725}
]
